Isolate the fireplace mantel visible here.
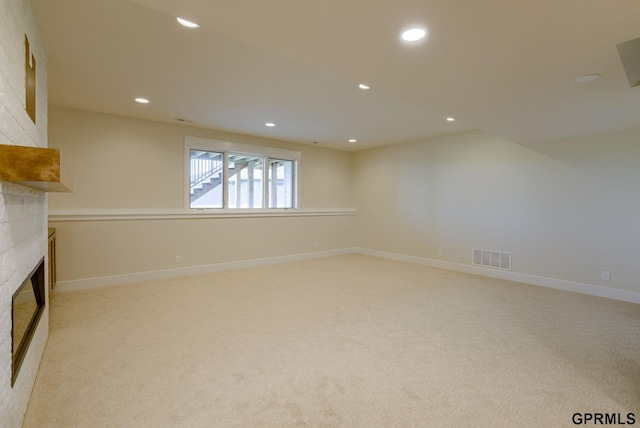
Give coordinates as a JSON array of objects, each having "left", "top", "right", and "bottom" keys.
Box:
[{"left": 0, "top": 144, "right": 72, "bottom": 192}]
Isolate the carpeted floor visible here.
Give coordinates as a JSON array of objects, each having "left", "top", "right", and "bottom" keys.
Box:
[{"left": 23, "top": 254, "right": 640, "bottom": 427}]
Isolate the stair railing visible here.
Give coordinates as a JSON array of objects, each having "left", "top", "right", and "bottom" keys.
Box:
[{"left": 190, "top": 158, "right": 223, "bottom": 188}]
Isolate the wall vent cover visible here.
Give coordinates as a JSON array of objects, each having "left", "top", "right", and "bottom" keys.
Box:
[{"left": 472, "top": 248, "right": 511, "bottom": 271}]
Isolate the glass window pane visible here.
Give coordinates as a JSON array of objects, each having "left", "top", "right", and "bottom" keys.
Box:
[
  {"left": 190, "top": 150, "right": 223, "bottom": 208},
  {"left": 228, "top": 154, "right": 264, "bottom": 209},
  {"left": 268, "top": 159, "right": 294, "bottom": 208}
]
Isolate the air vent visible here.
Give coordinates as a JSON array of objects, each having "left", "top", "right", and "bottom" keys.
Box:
[{"left": 472, "top": 248, "right": 511, "bottom": 271}]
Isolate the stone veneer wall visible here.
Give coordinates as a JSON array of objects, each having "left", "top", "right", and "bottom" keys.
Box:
[{"left": 0, "top": 0, "right": 49, "bottom": 426}]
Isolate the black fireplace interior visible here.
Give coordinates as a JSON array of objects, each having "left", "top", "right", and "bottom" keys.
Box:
[{"left": 12, "top": 257, "right": 45, "bottom": 386}]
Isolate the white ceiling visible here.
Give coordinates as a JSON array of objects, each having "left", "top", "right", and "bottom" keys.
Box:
[{"left": 32, "top": 0, "right": 640, "bottom": 151}]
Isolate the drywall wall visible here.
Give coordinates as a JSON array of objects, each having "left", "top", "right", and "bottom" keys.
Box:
[
  {"left": 46, "top": 104, "right": 640, "bottom": 300},
  {"left": 0, "top": 0, "right": 49, "bottom": 426},
  {"left": 48, "top": 106, "right": 355, "bottom": 286},
  {"left": 353, "top": 129, "right": 640, "bottom": 296},
  {"left": 48, "top": 106, "right": 353, "bottom": 210}
]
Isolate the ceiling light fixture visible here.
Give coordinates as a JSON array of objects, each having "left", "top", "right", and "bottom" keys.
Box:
[
  {"left": 358, "top": 84, "right": 370, "bottom": 90},
  {"left": 348, "top": 139, "right": 357, "bottom": 143},
  {"left": 446, "top": 117, "right": 455, "bottom": 122},
  {"left": 134, "top": 97, "right": 149, "bottom": 104},
  {"left": 401, "top": 27, "right": 427, "bottom": 42},
  {"left": 570, "top": 74, "right": 600, "bottom": 84},
  {"left": 265, "top": 122, "right": 275, "bottom": 127},
  {"left": 176, "top": 17, "right": 200, "bottom": 29}
]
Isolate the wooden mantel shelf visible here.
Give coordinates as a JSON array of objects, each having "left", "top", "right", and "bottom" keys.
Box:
[{"left": 0, "top": 144, "right": 72, "bottom": 192}]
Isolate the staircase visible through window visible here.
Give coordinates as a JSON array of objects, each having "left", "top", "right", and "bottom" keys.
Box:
[
  {"left": 190, "top": 150, "right": 223, "bottom": 208},
  {"left": 186, "top": 137, "right": 298, "bottom": 210}
]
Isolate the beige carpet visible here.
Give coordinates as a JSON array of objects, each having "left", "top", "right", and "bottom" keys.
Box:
[{"left": 24, "top": 254, "right": 640, "bottom": 427}]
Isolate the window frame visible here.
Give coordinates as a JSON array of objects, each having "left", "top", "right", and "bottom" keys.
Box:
[{"left": 184, "top": 136, "right": 299, "bottom": 210}]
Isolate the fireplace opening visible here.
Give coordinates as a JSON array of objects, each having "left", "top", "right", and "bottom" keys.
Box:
[{"left": 12, "top": 257, "right": 45, "bottom": 386}]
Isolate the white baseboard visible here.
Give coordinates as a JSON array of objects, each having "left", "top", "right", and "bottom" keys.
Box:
[
  {"left": 355, "top": 248, "right": 640, "bottom": 305},
  {"left": 55, "top": 246, "right": 640, "bottom": 305},
  {"left": 54, "top": 248, "right": 357, "bottom": 293}
]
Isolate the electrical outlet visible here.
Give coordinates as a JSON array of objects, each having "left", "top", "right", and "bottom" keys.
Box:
[
  {"left": 438, "top": 249, "right": 444, "bottom": 257},
  {"left": 601, "top": 271, "right": 610, "bottom": 281},
  {"left": 314, "top": 242, "right": 320, "bottom": 249},
  {"left": 175, "top": 255, "right": 181, "bottom": 264}
]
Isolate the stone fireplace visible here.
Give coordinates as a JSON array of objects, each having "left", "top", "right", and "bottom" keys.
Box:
[
  {"left": 0, "top": 0, "right": 50, "bottom": 426},
  {"left": 0, "top": 183, "right": 49, "bottom": 426}
]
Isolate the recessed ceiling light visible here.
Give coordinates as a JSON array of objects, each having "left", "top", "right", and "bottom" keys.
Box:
[
  {"left": 135, "top": 97, "right": 149, "bottom": 104},
  {"left": 358, "top": 84, "right": 370, "bottom": 90},
  {"left": 348, "top": 139, "right": 357, "bottom": 143},
  {"left": 446, "top": 117, "right": 455, "bottom": 122},
  {"left": 570, "top": 74, "right": 600, "bottom": 84},
  {"left": 265, "top": 122, "right": 275, "bottom": 127},
  {"left": 401, "top": 27, "right": 427, "bottom": 42},
  {"left": 176, "top": 17, "right": 200, "bottom": 28}
]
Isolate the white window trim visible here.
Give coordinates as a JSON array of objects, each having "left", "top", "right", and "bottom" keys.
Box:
[{"left": 184, "top": 136, "right": 300, "bottom": 210}]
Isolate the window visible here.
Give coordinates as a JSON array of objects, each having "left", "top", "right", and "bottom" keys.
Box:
[
  {"left": 228, "top": 154, "right": 263, "bottom": 209},
  {"left": 268, "top": 159, "right": 294, "bottom": 208},
  {"left": 190, "top": 150, "right": 223, "bottom": 208},
  {"left": 186, "top": 137, "right": 298, "bottom": 209}
]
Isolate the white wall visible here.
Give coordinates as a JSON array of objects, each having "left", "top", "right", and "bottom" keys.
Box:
[
  {"left": 0, "top": 0, "right": 49, "bottom": 426},
  {"left": 48, "top": 106, "right": 640, "bottom": 301},
  {"left": 354, "top": 129, "right": 640, "bottom": 298},
  {"left": 48, "top": 106, "right": 356, "bottom": 288}
]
